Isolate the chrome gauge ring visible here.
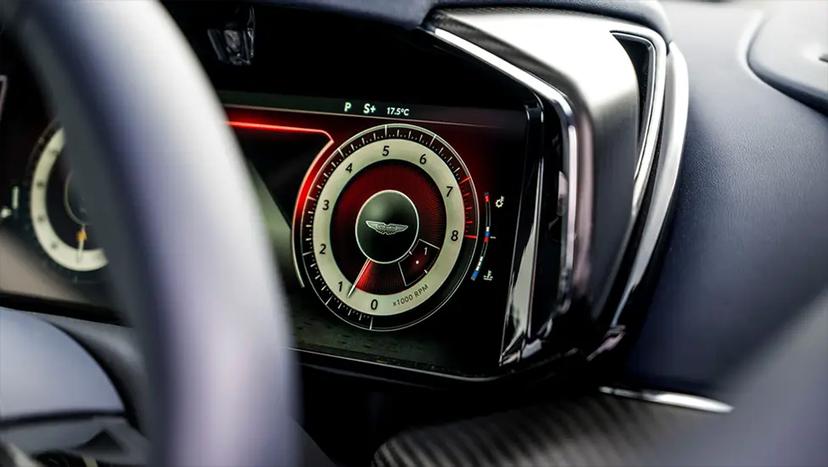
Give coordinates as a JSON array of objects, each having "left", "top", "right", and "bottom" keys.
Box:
[
  {"left": 295, "top": 124, "right": 479, "bottom": 331},
  {"left": 29, "top": 126, "right": 107, "bottom": 274}
]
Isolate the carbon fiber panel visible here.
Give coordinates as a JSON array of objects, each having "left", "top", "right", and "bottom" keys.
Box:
[{"left": 373, "top": 394, "right": 715, "bottom": 466}]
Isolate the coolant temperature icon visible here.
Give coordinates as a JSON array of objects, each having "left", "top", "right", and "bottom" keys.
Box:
[{"left": 471, "top": 193, "right": 495, "bottom": 281}]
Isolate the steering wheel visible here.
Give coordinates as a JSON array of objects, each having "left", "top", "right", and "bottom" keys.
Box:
[{"left": 1, "top": 1, "right": 296, "bottom": 465}]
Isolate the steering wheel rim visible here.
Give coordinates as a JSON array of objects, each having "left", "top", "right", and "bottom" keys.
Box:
[{"left": 1, "top": 1, "right": 297, "bottom": 465}]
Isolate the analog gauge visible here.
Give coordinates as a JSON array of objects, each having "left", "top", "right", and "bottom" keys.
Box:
[
  {"left": 28, "top": 125, "right": 107, "bottom": 274},
  {"left": 294, "top": 123, "right": 479, "bottom": 330}
]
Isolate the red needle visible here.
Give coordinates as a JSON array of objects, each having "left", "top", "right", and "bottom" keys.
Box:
[{"left": 348, "top": 259, "right": 372, "bottom": 297}]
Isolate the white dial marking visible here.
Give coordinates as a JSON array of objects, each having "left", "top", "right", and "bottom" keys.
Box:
[{"left": 30, "top": 128, "right": 107, "bottom": 272}]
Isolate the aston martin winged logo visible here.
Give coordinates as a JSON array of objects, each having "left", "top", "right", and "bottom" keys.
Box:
[{"left": 365, "top": 220, "right": 409, "bottom": 236}]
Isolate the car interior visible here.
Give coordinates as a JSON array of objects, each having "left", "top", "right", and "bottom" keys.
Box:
[{"left": 0, "top": 0, "right": 826, "bottom": 466}]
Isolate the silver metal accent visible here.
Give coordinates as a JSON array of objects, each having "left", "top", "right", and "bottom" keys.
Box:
[
  {"left": 611, "top": 30, "right": 668, "bottom": 219},
  {"left": 430, "top": 26, "right": 577, "bottom": 365},
  {"left": 431, "top": 9, "right": 644, "bottom": 365},
  {"left": 365, "top": 221, "right": 409, "bottom": 236},
  {"left": 600, "top": 386, "right": 734, "bottom": 414},
  {"left": 610, "top": 44, "right": 690, "bottom": 326}
]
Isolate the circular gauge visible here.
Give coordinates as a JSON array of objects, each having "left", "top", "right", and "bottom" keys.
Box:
[
  {"left": 28, "top": 126, "right": 107, "bottom": 274},
  {"left": 294, "top": 123, "right": 479, "bottom": 331}
]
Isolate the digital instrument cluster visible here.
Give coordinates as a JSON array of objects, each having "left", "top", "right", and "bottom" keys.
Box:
[
  {"left": 0, "top": 92, "right": 532, "bottom": 376},
  {"left": 224, "top": 93, "right": 532, "bottom": 373},
  {"left": 0, "top": 6, "right": 546, "bottom": 377}
]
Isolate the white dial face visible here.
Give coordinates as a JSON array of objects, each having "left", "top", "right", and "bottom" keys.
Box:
[
  {"left": 29, "top": 128, "right": 108, "bottom": 273},
  {"left": 295, "top": 123, "right": 479, "bottom": 331},
  {"left": 314, "top": 138, "right": 465, "bottom": 316}
]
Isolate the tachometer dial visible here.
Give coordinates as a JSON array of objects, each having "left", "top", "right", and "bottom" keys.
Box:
[
  {"left": 28, "top": 125, "right": 107, "bottom": 274},
  {"left": 294, "top": 124, "right": 478, "bottom": 330}
]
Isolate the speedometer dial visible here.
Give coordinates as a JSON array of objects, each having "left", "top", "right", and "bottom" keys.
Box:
[
  {"left": 28, "top": 125, "right": 107, "bottom": 275},
  {"left": 295, "top": 124, "right": 478, "bottom": 330}
]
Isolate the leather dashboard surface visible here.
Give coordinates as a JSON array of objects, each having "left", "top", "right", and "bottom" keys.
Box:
[
  {"left": 249, "top": 0, "right": 672, "bottom": 39},
  {"left": 621, "top": 1, "right": 828, "bottom": 397}
]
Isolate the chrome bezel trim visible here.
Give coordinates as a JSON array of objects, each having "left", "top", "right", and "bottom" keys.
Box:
[
  {"left": 428, "top": 28, "right": 581, "bottom": 366},
  {"left": 611, "top": 30, "right": 668, "bottom": 219},
  {"left": 610, "top": 44, "right": 689, "bottom": 326},
  {"left": 430, "top": 10, "right": 674, "bottom": 366},
  {"left": 600, "top": 386, "right": 734, "bottom": 414}
]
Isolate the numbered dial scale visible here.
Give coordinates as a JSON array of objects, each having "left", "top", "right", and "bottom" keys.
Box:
[
  {"left": 294, "top": 124, "right": 479, "bottom": 330},
  {"left": 28, "top": 126, "right": 107, "bottom": 274}
]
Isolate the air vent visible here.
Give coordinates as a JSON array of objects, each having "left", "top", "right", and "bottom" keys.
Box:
[{"left": 613, "top": 32, "right": 667, "bottom": 218}]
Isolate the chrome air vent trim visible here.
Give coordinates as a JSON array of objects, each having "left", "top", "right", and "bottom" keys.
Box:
[
  {"left": 611, "top": 30, "right": 668, "bottom": 220},
  {"left": 427, "top": 27, "right": 579, "bottom": 366},
  {"left": 610, "top": 44, "right": 689, "bottom": 327},
  {"left": 429, "top": 9, "right": 645, "bottom": 366}
]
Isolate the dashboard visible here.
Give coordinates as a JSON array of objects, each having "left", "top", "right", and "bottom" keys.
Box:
[
  {"left": 0, "top": 3, "right": 675, "bottom": 383},
  {"left": 2, "top": 1, "right": 828, "bottom": 466},
  {"left": 0, "top": 6, "right": 561, "bottom": 379}
]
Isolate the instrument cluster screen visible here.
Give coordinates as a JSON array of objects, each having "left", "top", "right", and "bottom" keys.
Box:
[{"left": 226, "top": 92, "right": 530, "bottom": 374}]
